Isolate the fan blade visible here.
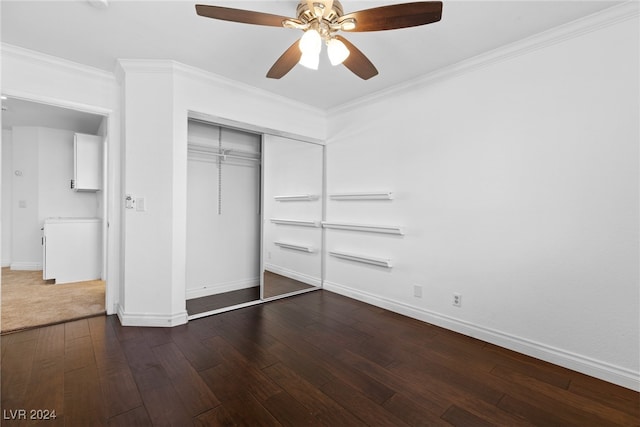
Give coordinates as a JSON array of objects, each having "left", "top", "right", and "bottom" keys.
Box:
[
  {"left": 195, "top": 4, "right": 292, "bottom": 27},
  {"left": 266, "top": 40, "right": 303, "bottom": 79},
  {"left": 339, "top": 1, "right": 442, "bottom": 32},
  {"left": 335, "top": 35, "right": 378, "bottom": 80}
]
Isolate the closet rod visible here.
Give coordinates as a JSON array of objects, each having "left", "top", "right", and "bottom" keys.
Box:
[
  {"left": 187, "top": 143, "right": 261, "bottom": 161},
  {"left": 188, "top": 150, "right": 260, "bottom": 162},
  {"left": 188, "top": 141, "right": 259, "bottom": 156}
]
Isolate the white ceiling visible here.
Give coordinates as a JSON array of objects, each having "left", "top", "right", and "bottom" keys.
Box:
[
  {"left": 1, "top": 0, "right": 626, "bottom": 114},
  {"left": 1, "top": 97, "right": 105, "bottom": 133}
]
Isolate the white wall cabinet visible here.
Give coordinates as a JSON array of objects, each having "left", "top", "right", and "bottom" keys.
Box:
[
  {"left": 43, "top": 218, "right": 102, "bottom": 284},
  {"left": 74, "top": 133, "right": 102, "bottom": 191}
]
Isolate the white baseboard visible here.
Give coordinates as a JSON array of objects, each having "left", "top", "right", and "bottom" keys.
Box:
[
  {"left": 116, "top": 304, "right": 188, "bottom": 327},
  {"left": 186, "top": 277, "right": 259, "bottom": 300},
  {"left": 264, "top": 263, "right": 321, "bottom": 287},
  {"left": 10, "top": 262, "right": 42, "bottom": 271},
  {"left": 1, "top": 260, "right": 11, "bottom": 268},
  {"left": 323, "top": 280, "right": 640, "bottom": 392}
]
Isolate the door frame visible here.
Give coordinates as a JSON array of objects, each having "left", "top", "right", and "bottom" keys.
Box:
[{"left": 1, "top": 90, "right": 118, "bottom": 315}]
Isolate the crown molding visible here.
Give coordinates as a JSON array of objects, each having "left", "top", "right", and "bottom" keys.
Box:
[
  {"left": 1, "top": 43, "right": 116, "bottom": 83},
  {"left": 116, "top": 59, "right": 177, "bottom": 74},
  {"left": 328, "top": 1, "right": 639, "bottom": 117},
  {"left": 113, "top": 58, "right": 326, "bottom": 119},
  {"left": 172, "top": 60, "right": 326, "bottom": 117}
]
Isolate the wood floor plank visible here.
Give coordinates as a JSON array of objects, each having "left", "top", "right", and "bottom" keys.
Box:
[
  {"left": 194, "top": 394, "right": 281, "bottom": 427},
  {"left": 259, "top": 303, "right": 399, "bottom": 405},
  {"left": 22, "top": 356, "right": 65, "bottom": 421},
  {"left": 265, "top": 341, "right": 335, "bottom": 389},
  {"left": 1, "top": 290, "right": 637, "bottom": 426},
  {"left": 168, "top": 325, "right": 224, "bottom": 372},
  {"left": 65, "top": 318, "right": 91, "bottom": 341},
  {"left": 64, "top": 335, "right": 96, "bottom": 373},
  {"left": 497, "top": 394, "right": 574, "bottom": 427},
  {"left": 568, "top": 375, "right": 640, "bottom": 418},
  {"left": 119, "top": 338, "right": 159, "bottom": 372},
  {"left": 381, "top": 392, "right": 452, "bottom": 427},
  {"left": 106, "top": 406, "right": 152, "bottom": 427},
  {"left": 337, "top": 348, "right": 450, "bottom": 415},
  {"left": 64, "top": 365, "right": 107, "bottom": 426},
  {"left": 1, "top": 334, "right": 38, "bottom": 410},
  {"left": 441, "top": 404, "right": 496, "bottom": 427},
  {"left": 263, "top": 362, "right": 365, "bottom": 426},
  {"left": 320, "top": 380, "right": 410, "bottom": 426},
  {"left": 215, "top": 311, "right": 281, "bottom": 369},
  {"left": 260, "top": 391, "right": 317, "bottom": 427},
  {"left": 131, "top": 364, "right": 193, "bottom": 426},
  {"left": 200, "top": 336, "right": 282, "bottom": 402},
  {"left": 97, "top": 363, "right": 144, "bottom": 420},
  {"left": 483, "top": 343, "right": 574, "bottom": 389},
  {"left": 87, "top": 315, "right": 143, "bottom": 418},
  {"left": 87, "top": 315, "right": 128, "bottom": 367},
  {"left": 33, "top": 324, "right": 65, "bottom": 362},
  {"left": 491, "top": 364, "right": 638, "bottom": 426},
  {"left": 151, "top": 341, "right": 220, "bottom": 416}
]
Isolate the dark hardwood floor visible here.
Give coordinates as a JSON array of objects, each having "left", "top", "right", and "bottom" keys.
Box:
[{"left": 1, "top": 290, "right": 638, "bottom": 426}]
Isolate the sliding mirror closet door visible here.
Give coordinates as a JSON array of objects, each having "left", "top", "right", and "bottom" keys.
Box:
[
  {"left": 262, "top": 135, "right": 324, "bottom": 299},
  {"left": 186, "top": 120, "right": 262, "bottom": 316}
]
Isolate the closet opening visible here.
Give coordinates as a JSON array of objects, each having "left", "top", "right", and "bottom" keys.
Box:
[
  {"left": 185, "top": 119, "right": 263, "bottom": 316},
  {"left": 185, "top": 117, "right": 325, "bottom": 319}
]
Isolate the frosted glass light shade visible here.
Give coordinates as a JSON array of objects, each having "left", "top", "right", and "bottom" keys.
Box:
[
  {"left": 327, "top": 38, "right": 350, "bottom": 65},
  {"left": 299, "top": 29, "right": 321, "bottom": 54},
  {"left": 299, "top": 51, "right": 320, "bottom": 70}
]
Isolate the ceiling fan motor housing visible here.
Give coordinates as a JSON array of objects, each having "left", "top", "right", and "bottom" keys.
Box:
[{"left": 297, "top": 0, "right": 344, "bottom": 23}]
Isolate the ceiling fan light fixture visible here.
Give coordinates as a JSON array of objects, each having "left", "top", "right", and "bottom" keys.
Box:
[
  {"left": 299, "top": 28, "right": 321, "bottom": 54},
  {"left": 299, "top": 51, "right": 320, "bottom": 70},
  {"left": 327, "top": 38, "right": 350, "bottom": 65},
  {"left": 339, "top": 18, "right": 356, "bottom": 31}
]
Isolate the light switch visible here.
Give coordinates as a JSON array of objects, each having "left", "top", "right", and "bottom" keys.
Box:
[
  {"left": 18, "top": 200, "right": 26, "bottom": 208},
  {"left": 136, "top": 197, "right": 146, "bottom": 212}
]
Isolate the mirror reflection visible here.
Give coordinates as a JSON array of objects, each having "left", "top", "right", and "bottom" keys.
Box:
[{"left": 262, "top": 134, "right": 324, "bottom": 299}]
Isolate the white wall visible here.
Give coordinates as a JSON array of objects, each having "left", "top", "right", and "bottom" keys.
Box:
[
  {"left": 325, "top": 11, "right": 639, "bottom": 389},
  {"left": 1, "top": 130, "right": 13, "bottom": 267},
  {"left": 5, "top": 126, "right": 100, "bottom": 269},
  {"left": 117, "top": 65, "right": 178, "bottom": 325},
  {"left": 263, "top": 134, "right": 324, "bottom": 286},
  {"left": 186, "top": 122, "right": 261, "bottom": 299},
  {"left": 10, "top": 127, "right": 40, "bottom": 269}
]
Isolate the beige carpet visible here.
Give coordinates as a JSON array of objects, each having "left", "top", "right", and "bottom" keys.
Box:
[{"left": 1, "top": 267, "right": 105, "bottom": 334}]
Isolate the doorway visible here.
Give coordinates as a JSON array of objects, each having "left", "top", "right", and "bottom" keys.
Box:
[{"left": 1, "top": 96, "right": 108, "bottom": 332}]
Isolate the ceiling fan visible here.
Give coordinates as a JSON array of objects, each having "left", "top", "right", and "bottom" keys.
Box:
[{"left": 195, "top": 1, "right": 443, "bottom": 80}]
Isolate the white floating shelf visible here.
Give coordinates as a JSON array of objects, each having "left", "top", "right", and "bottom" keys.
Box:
[
  {"left": 274, "top": 194, "right": 319, "bottom": 202},
  {"left": 322, "top": 221, "right": 403, "bottom": 235},
  {"left": 329, "top": 250, "right": 392, "bottom": 268},
  {"left": 270, "top": 218, "right": 321, "bottom": 228},
  {"left": 274, "top": 241, "right": 314, "bottom": 253},
  {"left": 329, "top": 192, "right": 393, "bottom": 201}
]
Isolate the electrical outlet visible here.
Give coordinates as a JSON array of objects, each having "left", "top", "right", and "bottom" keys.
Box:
[
  {"left": 453, "top": 293, "right": 462, "bottom": 307},
  {"left": 413, "top": 285, "right": 423, "bottom": 298}
]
